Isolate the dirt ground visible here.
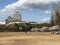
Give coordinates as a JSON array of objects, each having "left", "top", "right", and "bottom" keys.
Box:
[{"left": 0, "top": 32, "right": 60, "bottom": 45}]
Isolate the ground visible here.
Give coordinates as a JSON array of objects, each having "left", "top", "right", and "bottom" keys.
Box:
[{"left": 0, "top": 32, "right": 60, "bottom": 45}]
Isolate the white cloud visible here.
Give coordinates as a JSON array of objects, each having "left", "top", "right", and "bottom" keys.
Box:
[
  {"left": 0, "top": 21, "right": 5, "bottom": 24},
  {"left": 42, "top": 18, "right": 51, "bottom": 23},
  {"left": 0, "top": 0, "right": 60, "bottom": 15},
  {"left": 44, "top": 10, "right": 51, "bottom": 14}
]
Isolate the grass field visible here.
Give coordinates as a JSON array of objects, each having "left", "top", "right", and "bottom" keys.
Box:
[{"left": 0, "top": 32, "right": 60, "bottom": 45}]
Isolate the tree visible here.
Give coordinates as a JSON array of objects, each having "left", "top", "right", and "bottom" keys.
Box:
[
  {"left": 53, "top": 11, "right": 60, "bottom": 31},
  {"left": 50, "top": 15, "right": 55, "bottom": 26},
  {"left": 14, "top": 23, "right": 20, "bottom": 32},
  {"left": 55, "top": 11, "right": 60, "bottom": 25},
  {"left": 52, "top": 3, "right": 60, "bottom": 31},
  {"left": 22, "top": 23, "right": 32, "bottom": 33}
]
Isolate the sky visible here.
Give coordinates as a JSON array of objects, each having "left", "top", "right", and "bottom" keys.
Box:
[{"left": 0, "top": 0, "right": 60, "bottom": 23}]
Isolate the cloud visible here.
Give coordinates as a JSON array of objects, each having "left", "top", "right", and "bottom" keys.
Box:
[
  {"left": 44, "top": 10, "right": 51, "bottom": 14},
  {"left": 42, "top": 18, "right": 51, "bottom": 23},
  {"left": 0, "top": 0, "right": 60, "bottom": 15},
  {"left": 0, "top": 21, "right": 5, "bottom": 24}
]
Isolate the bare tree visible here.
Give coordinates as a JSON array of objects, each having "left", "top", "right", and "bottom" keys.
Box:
[{"left": 52, "top": 2, "right": 60, "bottom": 31}]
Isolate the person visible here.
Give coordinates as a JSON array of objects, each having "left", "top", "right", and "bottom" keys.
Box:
[{"left": 25, "top": 29, "right": 27, "bottom": 34}]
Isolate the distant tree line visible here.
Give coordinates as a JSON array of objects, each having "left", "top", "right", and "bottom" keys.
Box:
[
  {"left": 32, "top": 23, "right": 52, "bottom": 28},
  {"left": 0, "top": 22, "right": 53, "bottom": 32},
  {"left": 0, "top": 23, "right": 32, "bottom": 32}
]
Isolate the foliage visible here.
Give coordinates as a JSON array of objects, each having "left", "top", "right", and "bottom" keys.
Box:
[
  {"left": 54, "top": 11, "right": 60, "bottom": 26},
  {"left": 50, "top": 15, "right": 55, "bottom": 26},
  {"left": 22, "top": 23, "right": 32, "bottom": 32},
  {"left": 32, "top": 23, "right": 51, "bottom": 28}
]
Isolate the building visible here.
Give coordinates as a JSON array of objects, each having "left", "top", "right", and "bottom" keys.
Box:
[
  {"left": 6, "top": 11, "right": 21, "bottom": 24},
  {"left": 13, "top": 11, "right": 21, "bottom": 22},
  {"left": 6, "top": 16, "right": 13, "bottom": 24}
]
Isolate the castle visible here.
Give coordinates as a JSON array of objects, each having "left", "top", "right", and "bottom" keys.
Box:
[
  {"left": 6, "top": 11, "right": 21, "bottom": 24},
  {"left": 6, "top": 11, "right": 37, "bottom": 26}
]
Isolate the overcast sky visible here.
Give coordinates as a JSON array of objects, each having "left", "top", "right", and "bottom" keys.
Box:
[{"left": 0, "top": 0, "right": 60, "bottom": 23}]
